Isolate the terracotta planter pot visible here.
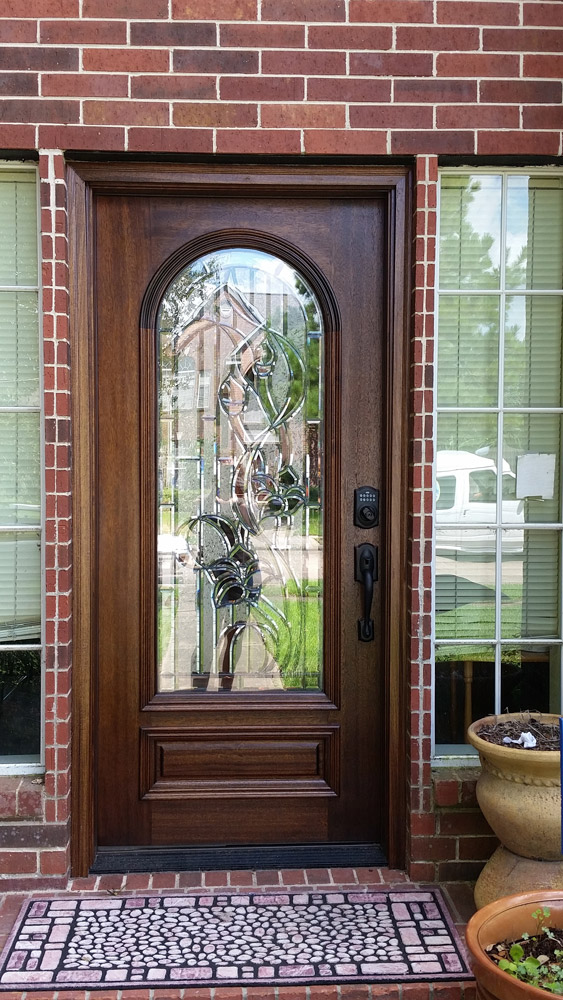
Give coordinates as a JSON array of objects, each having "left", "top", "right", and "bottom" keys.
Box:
[
  {"left": 467, "top": 713, "right": 561, "bottom": 860},
  {"left": 466, "top": 890, "right": 563, "bottom": 999}
]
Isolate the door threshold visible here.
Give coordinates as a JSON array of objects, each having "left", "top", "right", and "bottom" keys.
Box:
[{"left": 91, "top": 843, "right": 387, "bottom": 874}]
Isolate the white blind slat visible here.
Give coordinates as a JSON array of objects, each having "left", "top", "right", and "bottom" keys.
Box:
[
  {"left": 0, "top": 533, "right": 41, "bottom": 642},
  {"left": 437, "top": 295, "right": 500, "bottom": 407},
  {"left": 0, "top": 173, "right": 38, "bottom": 287},
  {"left": 0, "top": 291, "right": 40, "bottom": 407},
  {"left": 0, "top": 413, "right": 40, "bottom": 525}
]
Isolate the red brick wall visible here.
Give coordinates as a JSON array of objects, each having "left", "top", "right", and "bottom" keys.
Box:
[
  {"left": 0, "top": 0, "right": 561, "bottom": 884},
  {"left": 412, "top": 771, "right": 499, "bottom": 883},
  {"left": 0, "top": 0, "right": 561, "bottom": 155}
]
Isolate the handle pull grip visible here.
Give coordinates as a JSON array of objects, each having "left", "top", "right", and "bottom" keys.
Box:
[{"left": 355, "top": 543, "right": 378, "bottom": 642}]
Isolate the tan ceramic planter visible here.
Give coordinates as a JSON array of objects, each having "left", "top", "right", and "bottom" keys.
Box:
[
  {"left": 467, "top": 714, "right": 562, "bottom": 861},
  {"left": 466, "top": 890, "right": 563, "bottom": 999}
]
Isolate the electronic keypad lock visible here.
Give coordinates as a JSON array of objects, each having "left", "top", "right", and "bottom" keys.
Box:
[{"left": 354, "top": 485, "right": 379, "bottom": 528}]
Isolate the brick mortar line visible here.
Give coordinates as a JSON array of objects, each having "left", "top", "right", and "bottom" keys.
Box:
[
  {"left": 0, "top": 884, "right": 426, "bottom": 900},
  {"left": 172, "top": 97, "right": 563, "bottom": 105},
  {"left": 11, "top": 77, "right": 563, "bottom": 85},
  {"left": 16, "top": 19, "right": 476, "bottom": 27},
  {"left": 0, "top": 877, "right": 419, "bottom": 893},
  {"left": 4, "top": 13, "right": 562, "bottom": 21},
  {"left": 2, "top": 41, "right": 563, "bottom": 50},
  {"left": 10, "top": 120, "right": 563, "bottom": 133},
  {"left": 15, "top": 12, "right": 561, "bottom": 21},
  {"left": 7, "top": 73, "right": 563, "bottom": 80},
  {"left": 7, "top": 103, "right": 563, "bottom": 114}
]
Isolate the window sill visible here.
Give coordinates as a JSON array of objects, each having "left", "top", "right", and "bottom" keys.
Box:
[
  {"left": 0, "top": 760, "right": 44, "bottom": 776},
  {"left": 432, "top": 746, "right": 479, "bottom": 767}
]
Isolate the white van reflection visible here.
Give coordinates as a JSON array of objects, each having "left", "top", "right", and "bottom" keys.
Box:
[{"left": 436, "top": 450, "right": 524, "bottom": 555}]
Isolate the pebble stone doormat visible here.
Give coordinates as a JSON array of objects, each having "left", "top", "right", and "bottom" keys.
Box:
[{"left": 0, "top": 889, "right": 472, "bottom": 991}]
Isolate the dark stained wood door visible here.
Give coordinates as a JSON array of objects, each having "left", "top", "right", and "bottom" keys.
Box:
[{"left": 84, "top": 168, "right": 407, "bottom": 864}]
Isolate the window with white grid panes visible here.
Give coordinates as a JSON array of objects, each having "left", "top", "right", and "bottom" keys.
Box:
[
  {"left": 434, "top": 172, "right": 563, "bottom": 756},
  {"left": 0, "top": 167, "right": 42, "bottom": 767}
]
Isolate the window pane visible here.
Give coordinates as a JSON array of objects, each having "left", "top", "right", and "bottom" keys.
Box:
[
  {"left": 0, "top": 172, "right": 38, "bottom": 287},
  {"left": 501, "top": 645, "right": 561, "bottom": 715},
  {"left": 506, "top": 176, "right": 563, "bottom": 290},
  {"left": 434, "top": 648, "right": 495, "bottom": 746},
  {"left": 0, "top": 291, "right": 39, "bottom": 406},
  {"left": 437, "top": 295, "right": 500, "bottom": 406},
  {"left": 501, "top": 531, "right": 561, "bottom": 639},
  {"left": 0, "top": 532, "right": 41, "bottom": 642},
  {"left": 504, "top": 296, "right": 563, "bottom": 407},
  {"left": 0, "top": 413, "right": 40, "bottom": 525},
  {"left": 437, "top": 413, "right": 500, "bottom": 538},
  {"left": 0, "top": 648, "right": 40, "bottom": 759},
  {"left": 437, "top": 412, "right": 497, "bottom": 455},
  {"left": 504, "top": 413, "right": 562, "bottom": 524},
  {"left": 435, "top": 550, "right": 496, "bottom": 640},
  {"left": 439, "top": 175, "right": 501, "bottom": 290},
  {"left": 436, "top": 475, "right": 456, "bottom": 510}
]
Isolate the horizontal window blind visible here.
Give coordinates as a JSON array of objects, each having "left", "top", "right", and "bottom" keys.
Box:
[
  {"left": 435, "top": 172, "right": 563, "bottom": 755},
  {"left": 0, "top": 167, "right": 41, "bottom": 766}
]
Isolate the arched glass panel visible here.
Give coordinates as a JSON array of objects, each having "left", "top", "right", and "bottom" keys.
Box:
[{"left": 156, "top": 248, "right": 324, "bottom": 692}]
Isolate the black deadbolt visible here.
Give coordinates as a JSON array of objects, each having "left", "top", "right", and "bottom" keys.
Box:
[{"left": 354, "top": 486, "right": 379, "bottom": 528}]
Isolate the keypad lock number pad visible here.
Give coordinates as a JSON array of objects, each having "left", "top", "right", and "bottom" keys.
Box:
[{"left": 354, "top": 486, "right": 379, "bottom": 528}]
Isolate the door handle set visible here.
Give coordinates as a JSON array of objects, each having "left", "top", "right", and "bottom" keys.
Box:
[{"left": 353, "top": 486, "right": 379, "bottom": 642}]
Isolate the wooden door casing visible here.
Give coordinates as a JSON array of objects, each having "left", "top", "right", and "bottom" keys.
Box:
[{"left": 68, "top": 164, "right": 410, "bottom": 875}]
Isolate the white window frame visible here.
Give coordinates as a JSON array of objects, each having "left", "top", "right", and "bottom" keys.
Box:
[
  {"left": 0, "top": 161, "right": 44, "bottom": 775},
  {"left": 432, "top": 166, "right": 563, "bottom": 764}
]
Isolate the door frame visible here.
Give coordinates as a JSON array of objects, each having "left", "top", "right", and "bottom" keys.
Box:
[{"left": 68, "top": 161, "right": 411, "bottom": 877}]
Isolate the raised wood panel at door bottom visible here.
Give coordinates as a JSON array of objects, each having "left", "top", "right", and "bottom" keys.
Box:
[{"left": 140, "top": 726, "right": 339, "bottom": 798}]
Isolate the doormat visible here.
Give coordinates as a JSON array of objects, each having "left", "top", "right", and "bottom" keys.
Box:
[{"left": 0, "top": 889, "right": 472, "bottom": 991}]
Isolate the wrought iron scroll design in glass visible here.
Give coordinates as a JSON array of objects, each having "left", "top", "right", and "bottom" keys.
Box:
[{"left": 157, "top": 249, "right": 324, "bottom": 693}]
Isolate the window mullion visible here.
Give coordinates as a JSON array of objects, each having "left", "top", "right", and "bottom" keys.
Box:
[{"left": 494, "top": 175, "right": 509, "bottom": 713}]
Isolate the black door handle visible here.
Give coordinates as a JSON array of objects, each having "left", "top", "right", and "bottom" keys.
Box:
[{"left": 355, "top": 543, "right": 378, "bottom": 642}]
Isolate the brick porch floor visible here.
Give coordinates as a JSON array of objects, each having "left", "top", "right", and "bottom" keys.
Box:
[{"left": 0, "top": 868, "right": 477, "bottom": 999}]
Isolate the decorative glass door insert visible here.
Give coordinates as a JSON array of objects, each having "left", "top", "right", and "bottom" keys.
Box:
[{"left": 157, "top": 249, "right": 324, "bottom": 693}]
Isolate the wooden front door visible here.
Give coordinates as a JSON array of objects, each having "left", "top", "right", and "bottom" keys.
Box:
[{"left": 69, "top": 164, "right": 409, "bottom": 873}]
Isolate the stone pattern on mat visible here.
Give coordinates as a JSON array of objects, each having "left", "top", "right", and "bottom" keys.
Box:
[{"left": 0, "top": 890, "right": 471, "bottom": 989}]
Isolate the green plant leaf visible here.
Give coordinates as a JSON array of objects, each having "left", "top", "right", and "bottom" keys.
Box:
[
  {"left": 509, "top": 943, "right": 525, "bottom": 961},
  {"left": 522, "top": 957, "right": 541, "bottom": 974}
]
